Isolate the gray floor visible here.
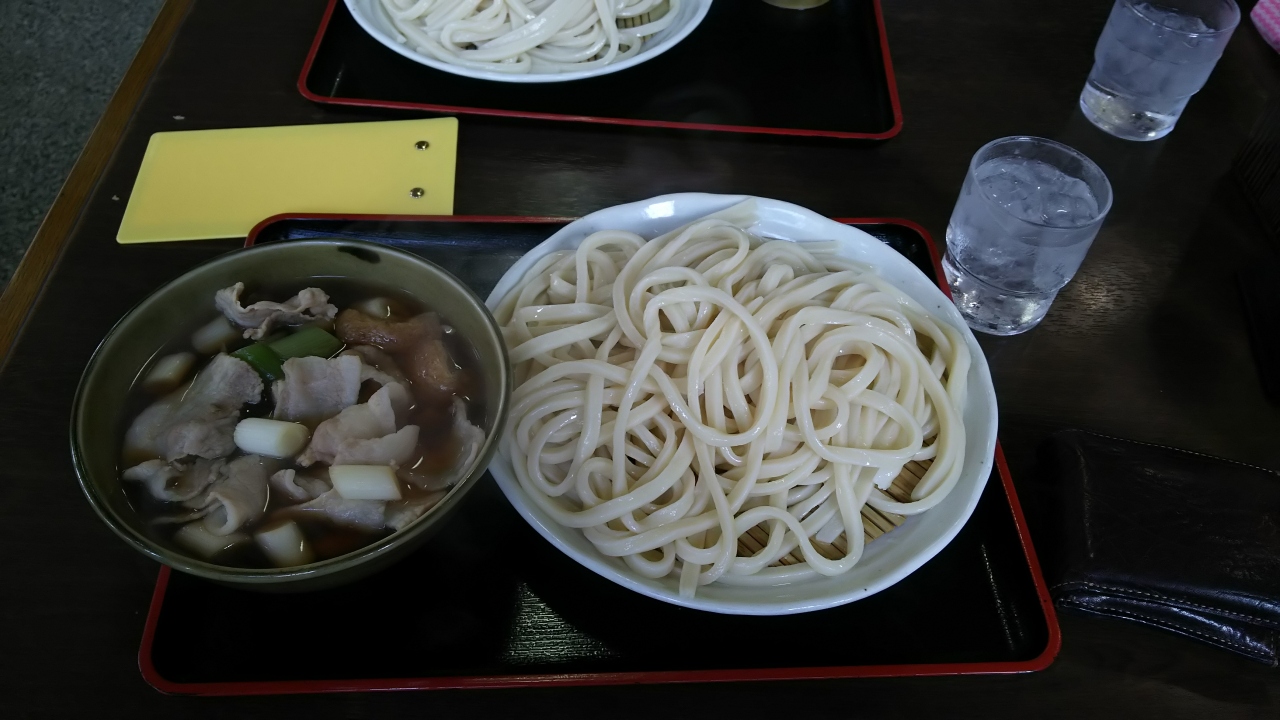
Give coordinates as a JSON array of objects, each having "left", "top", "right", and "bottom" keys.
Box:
[{"left": 0, "top": 0, "right": 164, "bottom": 290}]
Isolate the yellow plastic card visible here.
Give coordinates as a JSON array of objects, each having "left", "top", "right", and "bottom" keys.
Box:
[{"left": 117, "top": 118, "right": 457, "bottom": 243}]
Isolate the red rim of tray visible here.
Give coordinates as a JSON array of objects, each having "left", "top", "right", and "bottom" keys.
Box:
[
  {"left": 297, "top": 0, "right": 905, "bottom": 141},
  {"left": 139, "top": 214, "right": 1058, "bottom": 695}
]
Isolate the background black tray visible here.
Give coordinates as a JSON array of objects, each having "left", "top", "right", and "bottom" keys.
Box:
[
  {"left": 140, "top": 216, "right": 1057, "bottom": 695},
  {"left": 300, "top": 0, "right": 903, "bottom": 139}
]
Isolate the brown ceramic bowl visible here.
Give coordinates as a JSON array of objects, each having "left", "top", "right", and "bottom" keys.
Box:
[{"left": 71, "top": 239, "right": 510, "bottom": 591}]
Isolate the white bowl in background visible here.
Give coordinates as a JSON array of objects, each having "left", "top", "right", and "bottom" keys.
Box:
[
  {"left": 346, "top": 0, "right": 714, "bottom": 84},
  {"left": 484, "top": 193, "right": 999, "bottom": 615}
]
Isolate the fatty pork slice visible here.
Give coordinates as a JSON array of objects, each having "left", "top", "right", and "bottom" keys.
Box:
[
  {"left": 123, "top": 458, "right": 227, "bottom": 503},
  {"left": 124, "top": 354, "right": 263, "bottom": 461},
  {"left": 296, "top": 382, "right": 418, "bottom": 467},
  {"left": 283, "top": 488, "right": 445, "bottom": 533},
  {"left": 282, "top": 490, "right": 386, "bottom": 531},
  {"left": 451, "top": 397, "right": 486, "bottom": 477},
  {"left": 385, "top": 491, "right": 448, "bottom": 531},
  {"left": 153, "top": 455, "right": 271, "bottom": 535},
  {"left": 269, "top": 469, "right": 331, "bottom": 503},
  {"left": 334, "top": 427, "right": 418, "bottom": 467},
  {"left": 215, "top": 282, "right": 338, "bottom": 341},
  {"left": 193, "top": 455, "right": 272, "bottom": 535},
  {"left": 271, "top": 355, "right": 362, "bottom": 423}
]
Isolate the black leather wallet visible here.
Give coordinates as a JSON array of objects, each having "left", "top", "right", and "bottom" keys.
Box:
[{"left": 1043, "top": 430, "right": 1280, "bottom": 665}]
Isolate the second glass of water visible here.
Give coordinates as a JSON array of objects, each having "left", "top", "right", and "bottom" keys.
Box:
[
  {"left": 943, "top": 137, "right": 1113, "bottom": 336},
  {"left": 1080, "top": 0, "right": 1240, "bottom": 141}
]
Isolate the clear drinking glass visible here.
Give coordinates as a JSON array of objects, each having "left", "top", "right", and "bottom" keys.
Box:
[
  {"left": 1080, "top": 0, "right": 1240, "bottom": 141},
  {"left": 942, "top": 137, "right": 1113, "bottom": 336}
]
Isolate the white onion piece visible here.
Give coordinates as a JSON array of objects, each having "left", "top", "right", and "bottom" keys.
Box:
[
  {"left": 191, "top": 316, "right": 241, "bottom": 354},
  {"left": 174, "top": 523, "right": 248, "bottom": 559},
  {"left": 330, "top": 465, "right": 403, "bottom": 501},
  {"left": 254, "top": 521, "right": 315, "bottom": 567},
  {"left": 142, "top": 352, "right": 196, "bottom": 394},
  {"left": 233, "top": 418, "right": 311, "bottom": 459}
]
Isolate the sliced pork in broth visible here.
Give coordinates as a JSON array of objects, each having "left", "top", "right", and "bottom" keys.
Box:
[
  {"left": 271, "top": 355, "right": 363, "bottom": 423},
  {"left": 184, "top": 454, "right": 272, "bottom": 535},
  {"left": 298, "top": 383, "right": 415, "bottom": 467},
  {"left": 284, "top": 489, "right": 387, "bottom": 532},
  {"left": 215, "top": 282, "right": 338, "bottom": 341},
  {"left": 124, "top": 353, "right": 263, "bottom": 462},
  {"left": 123, "top": 457, "right": 224, "bottom": 504},
  {"left": 386, "top": 491, "right": 449, "bottom": 531},
  {"left": 269, "top": 469, "right": 330, "bottom": 503}
]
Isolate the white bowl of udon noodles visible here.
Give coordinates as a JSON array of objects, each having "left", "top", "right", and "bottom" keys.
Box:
[
  {"left": 485, "top": 194, "right": 998, "bottom": 615},
  {"left": 347, "top": 0, "right": 713, "bottom": 83}
]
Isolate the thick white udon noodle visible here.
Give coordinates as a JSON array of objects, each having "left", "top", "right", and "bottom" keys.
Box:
[
  {"left": 378, "top": 0, "right": 679, "bottom": 74},
  {"left": 494, "top": 201, "right": 971, "bottom": 597}
]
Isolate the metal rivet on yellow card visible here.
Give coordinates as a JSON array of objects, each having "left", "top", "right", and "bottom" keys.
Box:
[
  {"left": 415, "top": 141, "right": 430, "bottom": 150},
  {"left": 409, "top": 187, "right": 425, "bottom": 198}
]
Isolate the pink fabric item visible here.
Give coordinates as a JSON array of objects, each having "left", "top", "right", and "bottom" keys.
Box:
[{"left": 1255, "top": 0, "right": 1280, "bottom": 53}]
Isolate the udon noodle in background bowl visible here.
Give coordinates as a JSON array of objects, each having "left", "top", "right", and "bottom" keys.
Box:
[
  {"left": 485, "top": 193, "right": 998, "bottom": 615},
  {"left": 347, "top": 0, "right": 713, "bottom": 83}
]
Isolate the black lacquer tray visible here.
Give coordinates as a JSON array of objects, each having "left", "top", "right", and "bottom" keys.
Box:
[
  {"left": 299, "top": 0, "right": 902, "bottom": 139},
  {"left": 139, "top": 215, "right": 1057, "bottom": 695}
]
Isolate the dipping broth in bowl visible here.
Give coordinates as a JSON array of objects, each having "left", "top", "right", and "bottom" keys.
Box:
[
  {"left": 120, "top": 280, "right": 488, "bottom": 569},
  {"left": 72, "top": 240, "right": 509, "bottom": 590}
]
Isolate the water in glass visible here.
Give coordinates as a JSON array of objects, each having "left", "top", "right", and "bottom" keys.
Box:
[
  {"left": 1080, "top": 0, "right": 1239, "bottom": 141},
  {"left": 944, "top": 156, "right": 1104, "bottom": 335}
]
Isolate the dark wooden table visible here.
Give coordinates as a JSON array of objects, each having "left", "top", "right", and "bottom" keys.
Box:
[{"left": 2, "top": 0, "right": 1278, "bottom": 716}]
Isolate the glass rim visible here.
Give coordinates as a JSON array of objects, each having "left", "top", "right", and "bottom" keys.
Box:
[
  {"left": 1121, "top": 0, "right": 1241, "bottom": 36},
  {"left": 967, "top": 136, "right": 1114, "bottom": 230}
]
